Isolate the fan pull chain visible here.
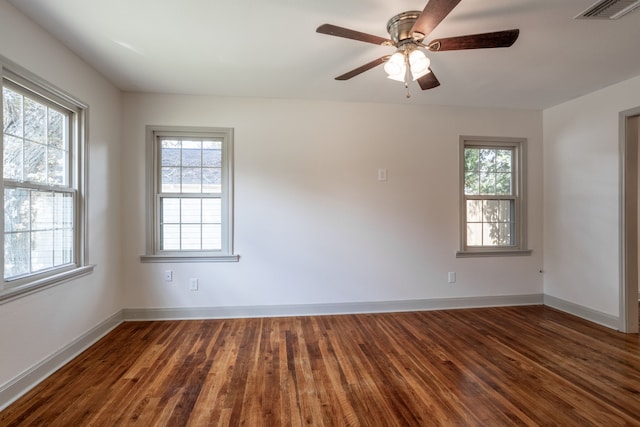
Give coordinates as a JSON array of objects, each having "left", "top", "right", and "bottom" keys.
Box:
[{"left": 404, "top": 54, "right": 411, "bottom": 98}]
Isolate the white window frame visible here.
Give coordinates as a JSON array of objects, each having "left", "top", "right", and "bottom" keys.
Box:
[
  {"left": 457, "top": 136, "right": 531, "bottom": 257},
  {"left": 0, "top": 57, "right": 93, "bottom": 303},
  {"left": 141, "top": 125, "right": 238, "bottom": 263}
]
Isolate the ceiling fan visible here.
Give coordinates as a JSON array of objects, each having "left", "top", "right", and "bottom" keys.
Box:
[{"left": 316, "top": 0, "right": 519, "bottom": 96}]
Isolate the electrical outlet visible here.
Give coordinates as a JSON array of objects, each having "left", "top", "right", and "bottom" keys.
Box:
[
  {"left": 447, "top": 272, "right": 456, "bottom": 283},
  {"left": 189, "top": 278, "right": 198, "bottom": 291},
  {"left": 164, "top": 270, "right": 173, "bottom": 282}
]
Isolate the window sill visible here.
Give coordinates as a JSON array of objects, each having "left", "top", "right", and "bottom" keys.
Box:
[
  {"left": 456, "top": 249, "right": 532, "bottom": 258},
  {"left": 0, "top": 265, "right": 95, "bottom": 305},
  {"left": 140, "top": 254, "right": 240, "bottom": 263}
]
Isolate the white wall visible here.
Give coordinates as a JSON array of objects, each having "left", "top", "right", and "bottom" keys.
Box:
[
  {"left": 543, "top": 75, "right": 640, "bottom": 318},
  {"left": 122, "top": 94, "right": 543, "bottom": 310},
  {"left": 0, "top": 0, "right": 122, "bottom": 392}
]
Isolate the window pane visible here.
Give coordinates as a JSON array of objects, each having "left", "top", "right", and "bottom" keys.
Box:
[
  {"left": 4, "top": 188, "right": 74, "bottom": 279},
  {"left": 161, "top": 167, "right": 181, "bottom": 192},
  {"left": 203, "top": 141, "right": 222, "bottom": 167},
  {"left": 161, "top": 140, "right": 181, "bottom": 166},
  {"left": 32, "top": 191, "right": 54, "bottom": 231},
  {"left": 181, "top": 140, "right": 201, "bottom": 167},
  {"left": 162, "top": 224, "right": 180, "bottom": 250},
  {"left": 31, "top": 230, "right": 54, "bottom": 271},
  {"left": 496, "top": 149, "right": 512, "bottom": 172},
  {"left": 3, "top": 87, "right": 23, "bottom": 137},
  {"left": 3, "top": 135, "right": 23, "bottom": 180},
  {"left": 203, "top": 198, "right": 221, "bottom": 223},
  {"left": 182, "top": 168, "right": 202, "bottom": 193},
  {"left": 464, "top": 171, "right": 479, "bottom": 195},
  {"left": 54, "top": 228, "right": 73, "bottom": 265},
  {"left": 466, "top": 223, "right": 482, "bottom": 246},
  {"left": 24, "top": 97, "right": 46, "bottom": 143},
  {"left": 161, "top": 198, "right": 180, "bottom": 223},
  {"left": 160, "top": 197, "right": 222, "bottom": 251},
  {"left": 467, "top": 148, "right": 513, "bottom": 197},
  {"left": 482, "top": 223, "right": 501, "bottom": 246},
  {"left": 181, "top": 224, "right": 201, "bottom": 250},
  {"left": 499, "top": 200, "right": 512, "bottom": 223},
  {"left": 466, "top": 200, "right": 482, "bottom": 222},
  {"left": 478, "top": 149, "right": 496, "bottom": 172},
  {"left": 53, "top": 193, "right": 74, "bottom": 230},
  {"left": 4, "top": 188, "right": 30, "bottom": 233},
  {"left": 181, "top": 199, "right": 201, "bottom": 224},
  {"left": 482, "top": 200, "right": 500, "bottom": 223},
  {"left": 5, "top": 232, "right": 30, "bottom": 277},
  {"left": 202, "top": 168, "right": 222, "bottom": 193},
  {"left": 24, "top": 140, "right": 47, "bottom": 183},
  {"left": 479, "top": 172, "right": 495, "bottom": 195},
  {"left": 464, "top": 148, "right": 479, "bottom": 173},
  {"left": 48, "top": 109, "right": 65, "bottom": 149},
  {"left": 498, "top": 223, "right": 513, "bottom": 246},
  {"left": 495, "top": 172, "right": 512, "bottom": 195},
  {"left": 48, "top": 147, "right": 67, "bottom": 185},
  {"left": 202, "top": 224, "right": 222, "bottom": 250}
]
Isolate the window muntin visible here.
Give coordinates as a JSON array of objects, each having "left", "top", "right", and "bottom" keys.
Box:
[
  {"left": 159, "top": 137, "right": 223, "bottom": 251},
  {"left": 144, "top": 126, "right": 237, "bottom": 262},
  {"left": 3, "top": 85, "right": 75, "bottom": 280},
  {"left": 464, "top": 146, "right": 515, "bottom": 247},
  {"left": 1, "top": 57, "right": 92, "bottom": 301},
  {"left": 459, "top": 137, "right": 529, "bottom": 256}
]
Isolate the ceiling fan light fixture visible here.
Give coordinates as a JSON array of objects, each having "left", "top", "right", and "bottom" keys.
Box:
[
  {"left": 384, "top": 51, "right": 406, "bottom": 80},
  {"left": 387, "top": 71, "right": 406, "bottom": 82},
  {"left": 409, "top": 49, "right": 431, "bottom": 80}
]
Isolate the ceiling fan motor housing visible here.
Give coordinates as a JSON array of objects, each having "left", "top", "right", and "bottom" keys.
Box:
[{"left": 386, "top": 11, "right": 422, "bottom": 43}]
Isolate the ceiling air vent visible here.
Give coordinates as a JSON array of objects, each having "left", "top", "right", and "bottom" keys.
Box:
[{"left": 576, "top": 0, "right": 640, "bottom": 19}]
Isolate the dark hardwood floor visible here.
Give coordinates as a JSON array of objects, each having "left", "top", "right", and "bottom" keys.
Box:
[{"left": 1, "top": 305, "right": 640, "bottom": 426}]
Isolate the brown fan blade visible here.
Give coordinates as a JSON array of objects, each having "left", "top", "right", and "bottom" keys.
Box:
[
  {"left": 417, "top": 69, "right": 440, "bottom": 90},
  {"left": 316, "top": 24, "right": 393, "bottom": 46},
  {"left": 410, "top": 0, "right": 462, "bottom": 40},
  {"left": 335, "top": 56, "right": 390, "bottom": 80},
  {"left": 428, "top": 29, "right": 519, "bottom": 51}
]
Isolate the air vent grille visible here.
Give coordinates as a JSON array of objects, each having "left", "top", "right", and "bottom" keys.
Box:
[{"left": 576, "top": 0, "right": 640, "bottom": 19}]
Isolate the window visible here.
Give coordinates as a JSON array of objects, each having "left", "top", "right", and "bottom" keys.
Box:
[
  {"left": 457, "top": 136, "right": 530, "bottom": 257},
  {"left": 1, "top": 57, "right": 92, "bottom": 302},
  {"left": 142, "top": 126, "right": 238, "bottom": 262}
]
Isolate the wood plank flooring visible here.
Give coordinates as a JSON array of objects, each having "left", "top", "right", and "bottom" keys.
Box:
[{"left": 2, "top": 305, "right": 640, "bottom": 426}]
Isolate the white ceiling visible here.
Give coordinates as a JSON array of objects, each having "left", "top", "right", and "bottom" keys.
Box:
[{"left": 9, "top": 0, "right": 640, "bottom": 109}]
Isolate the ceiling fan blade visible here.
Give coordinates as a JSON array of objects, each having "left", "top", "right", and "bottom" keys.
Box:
[
  {"left": 316, "top": 24, "right": 393, "bottom": 46},
  {"left": 410, "top": 0, "right": 462, "bottom": 40},
  {"left": 417, "top": 69, "right": 440, "bottom": 90},
  {"left": 335, "top": 56, "right": 390, "bottom": 80},
  {"left": 428, "top": 29, "right": 520, "bottom": 51}
]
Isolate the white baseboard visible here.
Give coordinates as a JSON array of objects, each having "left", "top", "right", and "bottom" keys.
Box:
[
  {"left": 0, "top": 310, "right": 124, "bottom": 411},
  {"left": 122, "top": 294, "right": 544, "bottom": 321},
  {"left": 543, "top": 294, "right": 620, "bottom": 330}
]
